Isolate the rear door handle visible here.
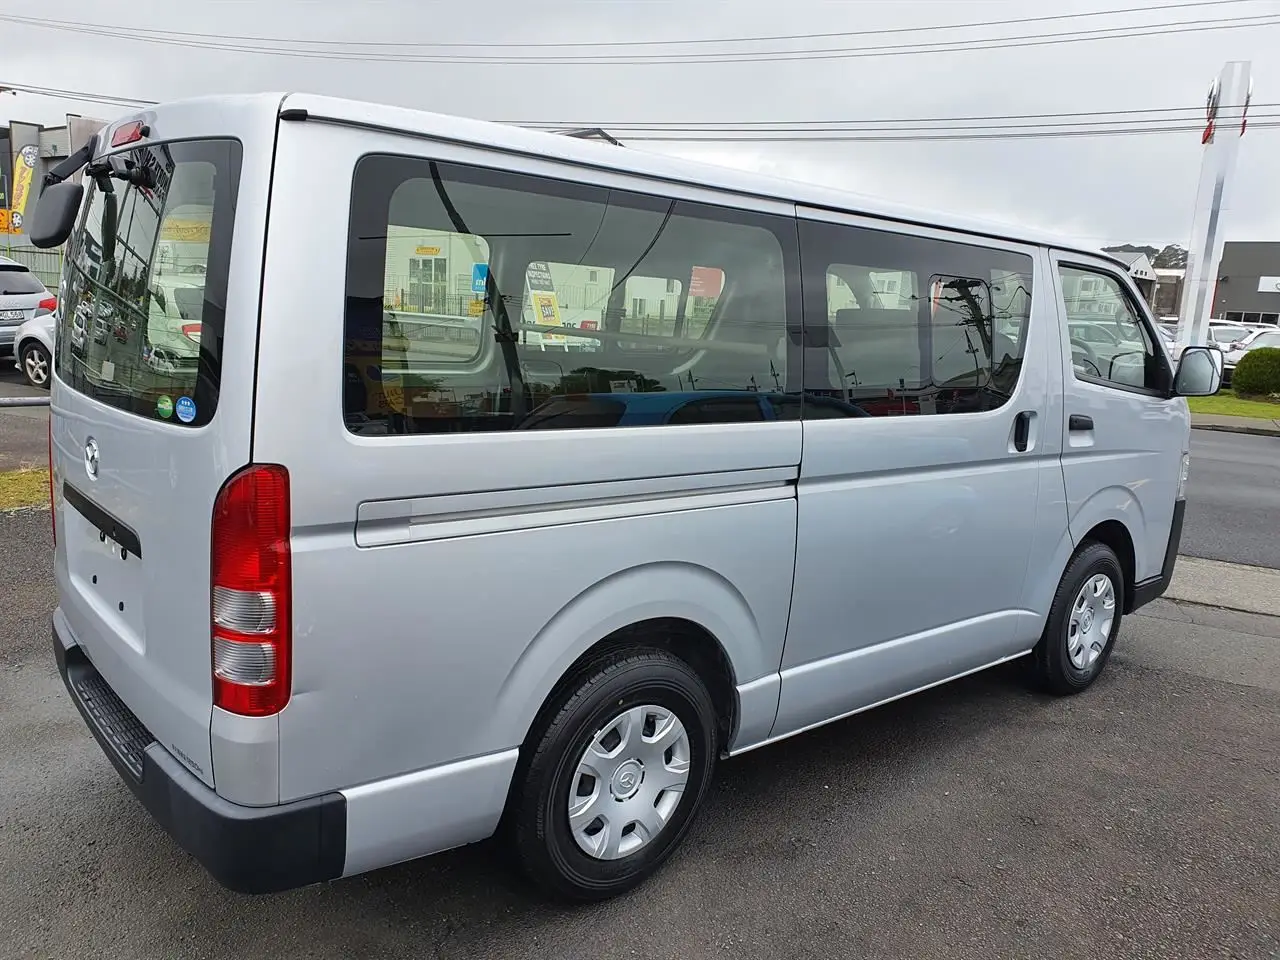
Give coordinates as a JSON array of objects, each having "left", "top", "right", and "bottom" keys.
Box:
[{"left": 1068, "top": 414, "right": 1094, "bottom": 432}]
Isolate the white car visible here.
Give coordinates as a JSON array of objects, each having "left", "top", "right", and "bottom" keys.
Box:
[
  {"left": 14, "top": 310, "right": 56, "bottom": 389},
  {"left": 1, "top": 257, "right": 57, "bottom": 358},
  {"left": 1222, "top": 327, "right": 1280, "bottom": 388}
]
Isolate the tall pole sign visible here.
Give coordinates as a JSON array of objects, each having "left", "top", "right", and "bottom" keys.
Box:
[{"left": 1177, "top": 61, "right": 1251, "bottom": 346}]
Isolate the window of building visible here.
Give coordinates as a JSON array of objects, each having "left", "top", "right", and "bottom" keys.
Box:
[
  {"left": 799, "top": 219, "right": 1033, "bottom": 416},
  {"left": 344, "top": 157, "right": 803, "bottom": 434},
  {"left": 1058, "top": 265, "right": 1168, "bottom": 393}
]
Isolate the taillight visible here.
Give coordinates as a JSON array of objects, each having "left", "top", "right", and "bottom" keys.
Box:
[
  {"left": 37, "top": 296, "right": 58, "bottom": 315},
  {"left": 211, "top": 465, "right": 291, "bottom": 717},
  {"left": 47, "top": 419, "right": 55, "bottom": 545},
  {"left": 181, "top": 323, "right": 202, "bottom": 343}
]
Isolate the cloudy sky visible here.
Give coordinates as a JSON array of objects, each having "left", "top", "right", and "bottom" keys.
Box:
[{"left": 4, "top": 0, "right": 1279, "bottom": 248}]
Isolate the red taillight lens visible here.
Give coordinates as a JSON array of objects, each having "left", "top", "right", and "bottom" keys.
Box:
[
  {"left": 181, "top": 323, "right": 202, "bottom": 343},
  {"left": 37, "top": 296, "right": 58, "bottom": 315},
  {"left": 111, "top": 120, "right": 147, "bottom": 148},
  {"left": 211, "top": 465, "right": 291, "bottom": 717},
  {"left": 47, "top": 419, "right": 55, "bottom": 545}
]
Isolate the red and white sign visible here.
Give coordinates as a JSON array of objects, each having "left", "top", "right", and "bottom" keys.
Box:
[{"left": 689, "top": 266, "right": 724, "bottom": 299}]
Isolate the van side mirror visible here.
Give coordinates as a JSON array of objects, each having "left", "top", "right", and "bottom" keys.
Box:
[
  {"left": 27, "top": 181, "right": 84, "bottom": 249},
  {"left": 1173, "top": 345, "right": 1221, "bottom": 397}
]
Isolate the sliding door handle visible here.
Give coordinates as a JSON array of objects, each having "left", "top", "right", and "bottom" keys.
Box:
[{"left": 1068, "top": 414, "right": 1094, "bottom": 432}]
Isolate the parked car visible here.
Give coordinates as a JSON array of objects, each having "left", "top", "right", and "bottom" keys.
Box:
[
  {"left": 31, "top": 95, "right": 1222, "bottom": 903},
  {"left": 13, "top": 311, "right": 55, "bottom": 388},
  {"left": 1222, "top": 327, "right": 1280, "bottom": 388},
  {"left": 0, "top": 256, "right": 57, "bottom": 359},
  {"left": 1207, "top": 321, "right": 1252, "bottom": 350}
]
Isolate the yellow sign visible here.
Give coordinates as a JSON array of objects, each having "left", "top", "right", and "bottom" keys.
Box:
[
  {"left": 7, "top": 145, "right": 38, "bottom": 234},
  {"left": 415, "top": 245, "right": 441, "bottom": 256},
  {"left": 526, "top": 261, "right": 565, "bottom": 343},
  {"left": 160, "top": 219, "right": 211, "bottom": 243},
  {"left": 467, "top": 297, "right": 485, "bottom": 317},
  {"left": 0, "top": 210, "right": 13, "bottom": 235}
]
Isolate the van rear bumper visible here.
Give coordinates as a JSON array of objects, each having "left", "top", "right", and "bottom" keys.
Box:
[{"left": 52, "top": 615, "right": 347, "bottom": 894}]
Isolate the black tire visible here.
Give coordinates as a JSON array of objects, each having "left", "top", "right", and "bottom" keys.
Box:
[
  {"left": 20, "top": 342, "right": 51, "bottom": 389},
  {"left": 509, "top": 647, "right": 718, "bottom": 902},
  {"left": 1032, "top": 541, "right": 1125, "bottom": 695}
]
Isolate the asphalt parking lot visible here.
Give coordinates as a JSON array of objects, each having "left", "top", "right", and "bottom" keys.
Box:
[
  {"left": 0, "top": 362, "right": 48, "bottom": 472},
  {"left": 1, "top": 508, "right": 1277, "bottom": 960}
]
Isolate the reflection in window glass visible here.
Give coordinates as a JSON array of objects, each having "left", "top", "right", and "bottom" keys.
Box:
[
  {"left": 54, "top": 140, "right": 241, "bottom": 426},
  {"left": 802, "top": 221, "right": 1032, "bottom": 417},
  {"left": 380, "top": 225, "right": 492, "bottom": 367},
  {"left": 1059, "top": 266, "right": 1166, "bottom": 391},
  {"left": 344, "top": 157, "right": 807, "bottom": 435}
]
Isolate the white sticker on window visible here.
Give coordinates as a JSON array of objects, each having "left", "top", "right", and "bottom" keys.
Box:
[{"left": 100, "top": 360, "right": 115, "bottom": 381}]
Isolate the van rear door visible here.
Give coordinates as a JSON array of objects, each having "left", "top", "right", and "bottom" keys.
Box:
[{"left": 51, "top": 102, "right": 275, "bottom": 791}]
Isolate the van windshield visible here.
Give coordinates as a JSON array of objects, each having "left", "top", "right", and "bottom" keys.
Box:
[{"left": 55, "top": 139, "right": 242, "bottom": 427}]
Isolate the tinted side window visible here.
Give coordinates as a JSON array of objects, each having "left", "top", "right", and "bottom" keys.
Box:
[
  {"left": 799, "top": 220, "right": 1033, "bottom": 416},
  {"left": 1059, "top": 266, "right": 1168, "bottom": 392},
  {"left": 344, "top": 156, "right": 802, "bottom": 435}
]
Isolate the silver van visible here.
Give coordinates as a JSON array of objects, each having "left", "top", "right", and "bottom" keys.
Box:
[{"left": 31, "top": 94, "right": 1221, "bottom": 901}]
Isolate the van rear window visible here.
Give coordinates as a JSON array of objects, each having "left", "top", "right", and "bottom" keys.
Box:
[{"left": 55, "top": 139, "right": 242, "bottom": 427}]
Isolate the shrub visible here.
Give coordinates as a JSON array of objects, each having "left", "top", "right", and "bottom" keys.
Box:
[{"left": 1233, "top": 347, "right": 1280, "bottom": 397}]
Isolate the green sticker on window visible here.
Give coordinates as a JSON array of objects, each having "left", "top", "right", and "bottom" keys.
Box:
[{"left": 156, "top": 395, "right": 174, "bottom": 419}]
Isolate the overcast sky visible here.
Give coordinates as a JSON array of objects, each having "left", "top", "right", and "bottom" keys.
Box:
[{"left": 4, "top": 0, "right": 1279, "bottom": 249}]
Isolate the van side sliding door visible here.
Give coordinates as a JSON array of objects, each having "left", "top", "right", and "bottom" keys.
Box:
[{"left": 771, "top": 213, "right": 1062, "bottom": 740}]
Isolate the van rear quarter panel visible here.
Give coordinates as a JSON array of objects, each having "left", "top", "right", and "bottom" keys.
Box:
[{"left": 255, "top": 117, "right": 800, "bottom": 803}]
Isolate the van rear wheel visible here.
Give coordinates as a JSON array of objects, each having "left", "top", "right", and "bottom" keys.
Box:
[
  {"left": 509, "top": 648, "right": 718, "bottom": 901},
  {"left": 1033, "top": 542, "right": 1125, "bottom": 695}
]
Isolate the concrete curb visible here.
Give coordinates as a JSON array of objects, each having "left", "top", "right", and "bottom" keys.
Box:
[
  {"left": 1165, "top": 556, "right": 1280, "bottom": 618},
  {"left": 1192, "top": 422, "right": 1280, "bottom": 438}
]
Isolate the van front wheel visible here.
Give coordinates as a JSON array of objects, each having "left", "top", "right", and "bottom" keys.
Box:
[
  {"left": 510, "top": 648, "right": 718, "bottom": 901},
  {"left": 1033, "top": 542, "right": 1125, "bottom": 695}
]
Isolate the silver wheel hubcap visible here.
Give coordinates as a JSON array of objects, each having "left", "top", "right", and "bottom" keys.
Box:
[
  {"left": 1068, "top": 573, "right": 1116, "bottom": 670},
  {"left": 568, "top": 704, "right": 691, "bottom": 860},
  {"left": 24, "top": 349, "right": 49, "bottom": 386}
]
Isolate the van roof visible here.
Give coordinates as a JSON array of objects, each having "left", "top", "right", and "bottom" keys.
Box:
[{"left": 111, "top": 92, "right": 1120, "bottom": 265}]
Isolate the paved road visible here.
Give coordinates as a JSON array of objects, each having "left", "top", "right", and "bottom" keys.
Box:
[
  {"left": 1, "top": 510, "right": 1276, "bottom": 960},
  {"left": 1183, "top": 430, "right": 1280, "bottom": 570},
  {"left": 0, "top": 363, "right": 48, "bottom": 472}
]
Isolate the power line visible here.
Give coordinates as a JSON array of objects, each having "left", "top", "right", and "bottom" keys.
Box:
[
  {"left": 0, "top": 83, "right": 154, "bottom": 108},
  {"left": 619, "top": 122, "right": 1280, "bottom": 142},
  {"left": 522, "top": 107, "right": 1273, "bottom": 132},
  {"left": 0, "top": 0, "right": 1263, "bottom": 50},
  {"left": 4, "top": 82, "right": 1274, "bottom": 143},
  {"left": 1, "top": 11, "right": 1277, "bottom": 64},
  {"left": 8, "top": 81, "right": 1263, "bottom": 128},
  {"left": 507, "top": 103, "right": 1273, "bottom": 128}
]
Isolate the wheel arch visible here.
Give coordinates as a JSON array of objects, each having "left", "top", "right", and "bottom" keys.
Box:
[
  {"left": 1080, "top": 519, "right": 1137, "bottom": 613},
  {"left": 487, "top": 562, "right": 773, "bottom": 762}
]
